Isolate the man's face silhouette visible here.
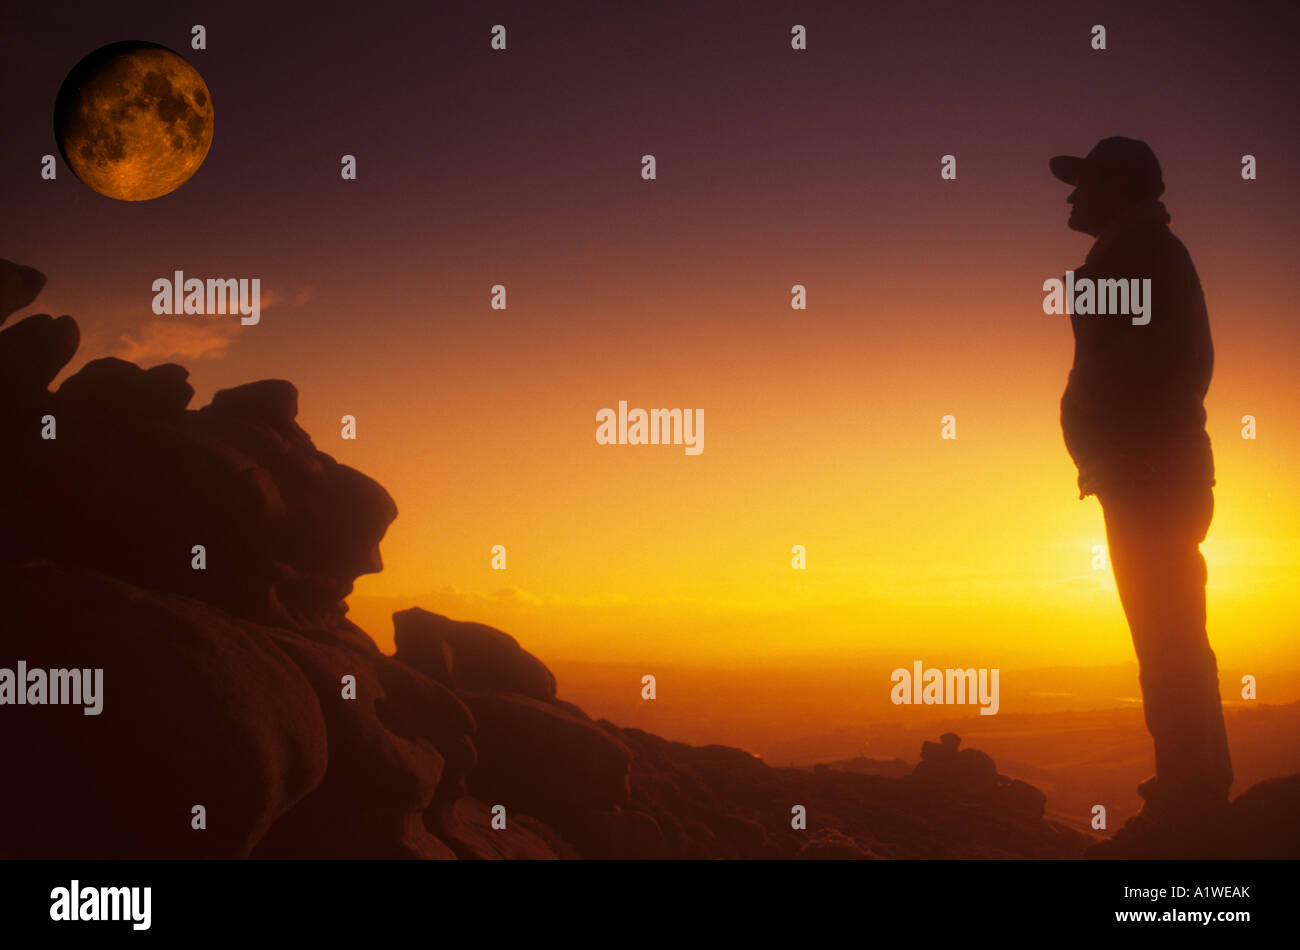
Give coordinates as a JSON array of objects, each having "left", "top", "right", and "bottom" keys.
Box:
[{"left": 1066, "top": 165, "right": 1135, "bottom": 237}]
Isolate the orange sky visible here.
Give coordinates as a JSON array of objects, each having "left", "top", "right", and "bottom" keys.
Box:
[
  {"left": 331, "top": 277, "right": 1300, "bottom": 680},
  {"left": 9, "top": 1, "right": 1299, "bottom": 744}
]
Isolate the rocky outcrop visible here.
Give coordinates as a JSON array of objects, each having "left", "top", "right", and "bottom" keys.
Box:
[
  {"left": 435, "top": 797, "right": 567, "bottom": 860},
  {"left": 0, "top": 263, "right": 451, "bottom": 858},
  {"left": 1225, "top": 774, "right": 1300, "bottom": 859},
  {"left": 393, "top": 608, "right": 556, "bottom": 701},
  {"left": 0, "top": 259, "right": 46, "bottom": 322},
  {"left": 0, "top": 313, "right": 78, "bottom": 404},
  {"left": 911, "top": 732, "right": 1047, "bottom": 819},
  {"left": 0, "top": 270, "right": 397, "bottom": 631},
  {"left": 0, "top": 560, "right": 328, "bottom": 858},
  {"left": 457, "top": 689, "right": 632, "bottom": 815}
]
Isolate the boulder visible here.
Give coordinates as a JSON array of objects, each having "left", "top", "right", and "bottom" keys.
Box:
[
  {"left": 205, "top": 378, "right": 301, "bottom": 431},
  {"left": 562, "top": 807, "right": 669, "bottom": 860},
  {"left": 0, "top": 561, "right": 328, "bottom": 859},
  {"left": 432, "top": 796, "right": 561, "bottom": 860},
  {"left": 393, "top": 608, "right": 556, "bottom": 701},
  {"left": 249, "top": 631, "right": 473, "bottom": 859},
  {"left": 0, "top": 259, "right": 46, "bottom": 323},
  {"left": 57, "top": 357, "right": 194, "bottom": 417},
  {"left": 913, "top": 733, "right": 1000, "bottom": 791},
  {"left": 456, "top": 689, "right": 632, "bottom": 819},
  {"left": 1229, "top": 774, "right": 1300, "bottom": 857},
  {"left": 0, "top": 313, "right": 79, "bottom": 400},
  {"left": 5, "top": 365, "right": 400, "bottom": 629}
]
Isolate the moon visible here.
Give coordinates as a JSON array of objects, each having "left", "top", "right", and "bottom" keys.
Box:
[{"left": 54, "top": 41, "right": 214, "bottom": 201}]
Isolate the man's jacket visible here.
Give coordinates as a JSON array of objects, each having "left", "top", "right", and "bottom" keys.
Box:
[{"left": 1060, "top": 199, "right": 1215, "bottom": 499}]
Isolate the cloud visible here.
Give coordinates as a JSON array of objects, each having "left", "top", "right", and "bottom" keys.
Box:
[
  {"left": 363, "top": 585, "right": 629, "bottom": 614},
  {"left": 112, "top": 281, "right": 315, "bottom": 362},
  {"left": 259, "top": 285, "right": 314, "bottom": 311},
  {"left": 114, "top": 319, "right": 239, "bottom": 362}
]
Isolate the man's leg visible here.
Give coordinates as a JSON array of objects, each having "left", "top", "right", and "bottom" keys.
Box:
[{"left": 1097, "top": 480, "right": 1233, "bottom": 811}]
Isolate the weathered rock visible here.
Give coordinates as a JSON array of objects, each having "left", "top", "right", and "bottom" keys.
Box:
[
  {"left": 1, "top": 365, "right": 398, "bottom": 629},
  {"left": 393, "top": 608, "right": 556, "bottom": 701},
  {"left": 716, "top": 813, "right": 770, "bottom": 855},
  {"left": 456, "top": 689, "right": 632, "bottom": 819},
  {"left": 57, "top": 357, "right": 194, "bottom": 417},
  {"left": 0, "top": 561, "right": 328, "bottom": 859},
  {"left": 17, "top": 397, "right": 287, "bottom": 620},
  {"left": 1005, "top": 778, "right": 1048, "bottom": 818},
  {"left": 189, "top": 381, "right": 398, "bottom": 626},
  {"left": 913, "top": 733, "right": 1000, "bottom": 791},
  {"left": 0, "top": 313, "right": 79, "bottom": 400},
  {"left": 0, "top": 259, "right": 46, "bottom": 323},
  {"left": 249, "top": 631, "right": 473, "bottom": 859},
  {"left": 552, "top": 698, "right": 591, "bottom": 720},
  {"left": 563, "top": 807, "right": 669, "bottom": 859},
  {"left": 433, "top": 797, "right": 561, "bottom": 860},
  {"left": 920, "top": 731, "right": 962, "bottom": 761},
  {"left": 1230, "top": 773, "right": 1300, "bottom": 857},
  {"left": 206, "top": 378, "right": 301, "bottom": 431}
]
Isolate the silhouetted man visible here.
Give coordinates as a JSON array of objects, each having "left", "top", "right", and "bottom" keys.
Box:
[{"left": 1050, "top": 137, "right": 1233, "bottom": 855}]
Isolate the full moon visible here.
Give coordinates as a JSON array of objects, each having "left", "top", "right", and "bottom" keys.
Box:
[{"left": 54, "top": 41, "right": 214, "bottom": 201}]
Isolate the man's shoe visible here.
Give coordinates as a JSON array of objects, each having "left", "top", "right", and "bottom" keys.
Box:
[{"left": 1086, "top": 798, "right": 1234, "bottom": 859}]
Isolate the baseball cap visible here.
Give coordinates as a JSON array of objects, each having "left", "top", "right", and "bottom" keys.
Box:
[{"left": 1049, "top": 136, "right": 1165, "bottom": 199}]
